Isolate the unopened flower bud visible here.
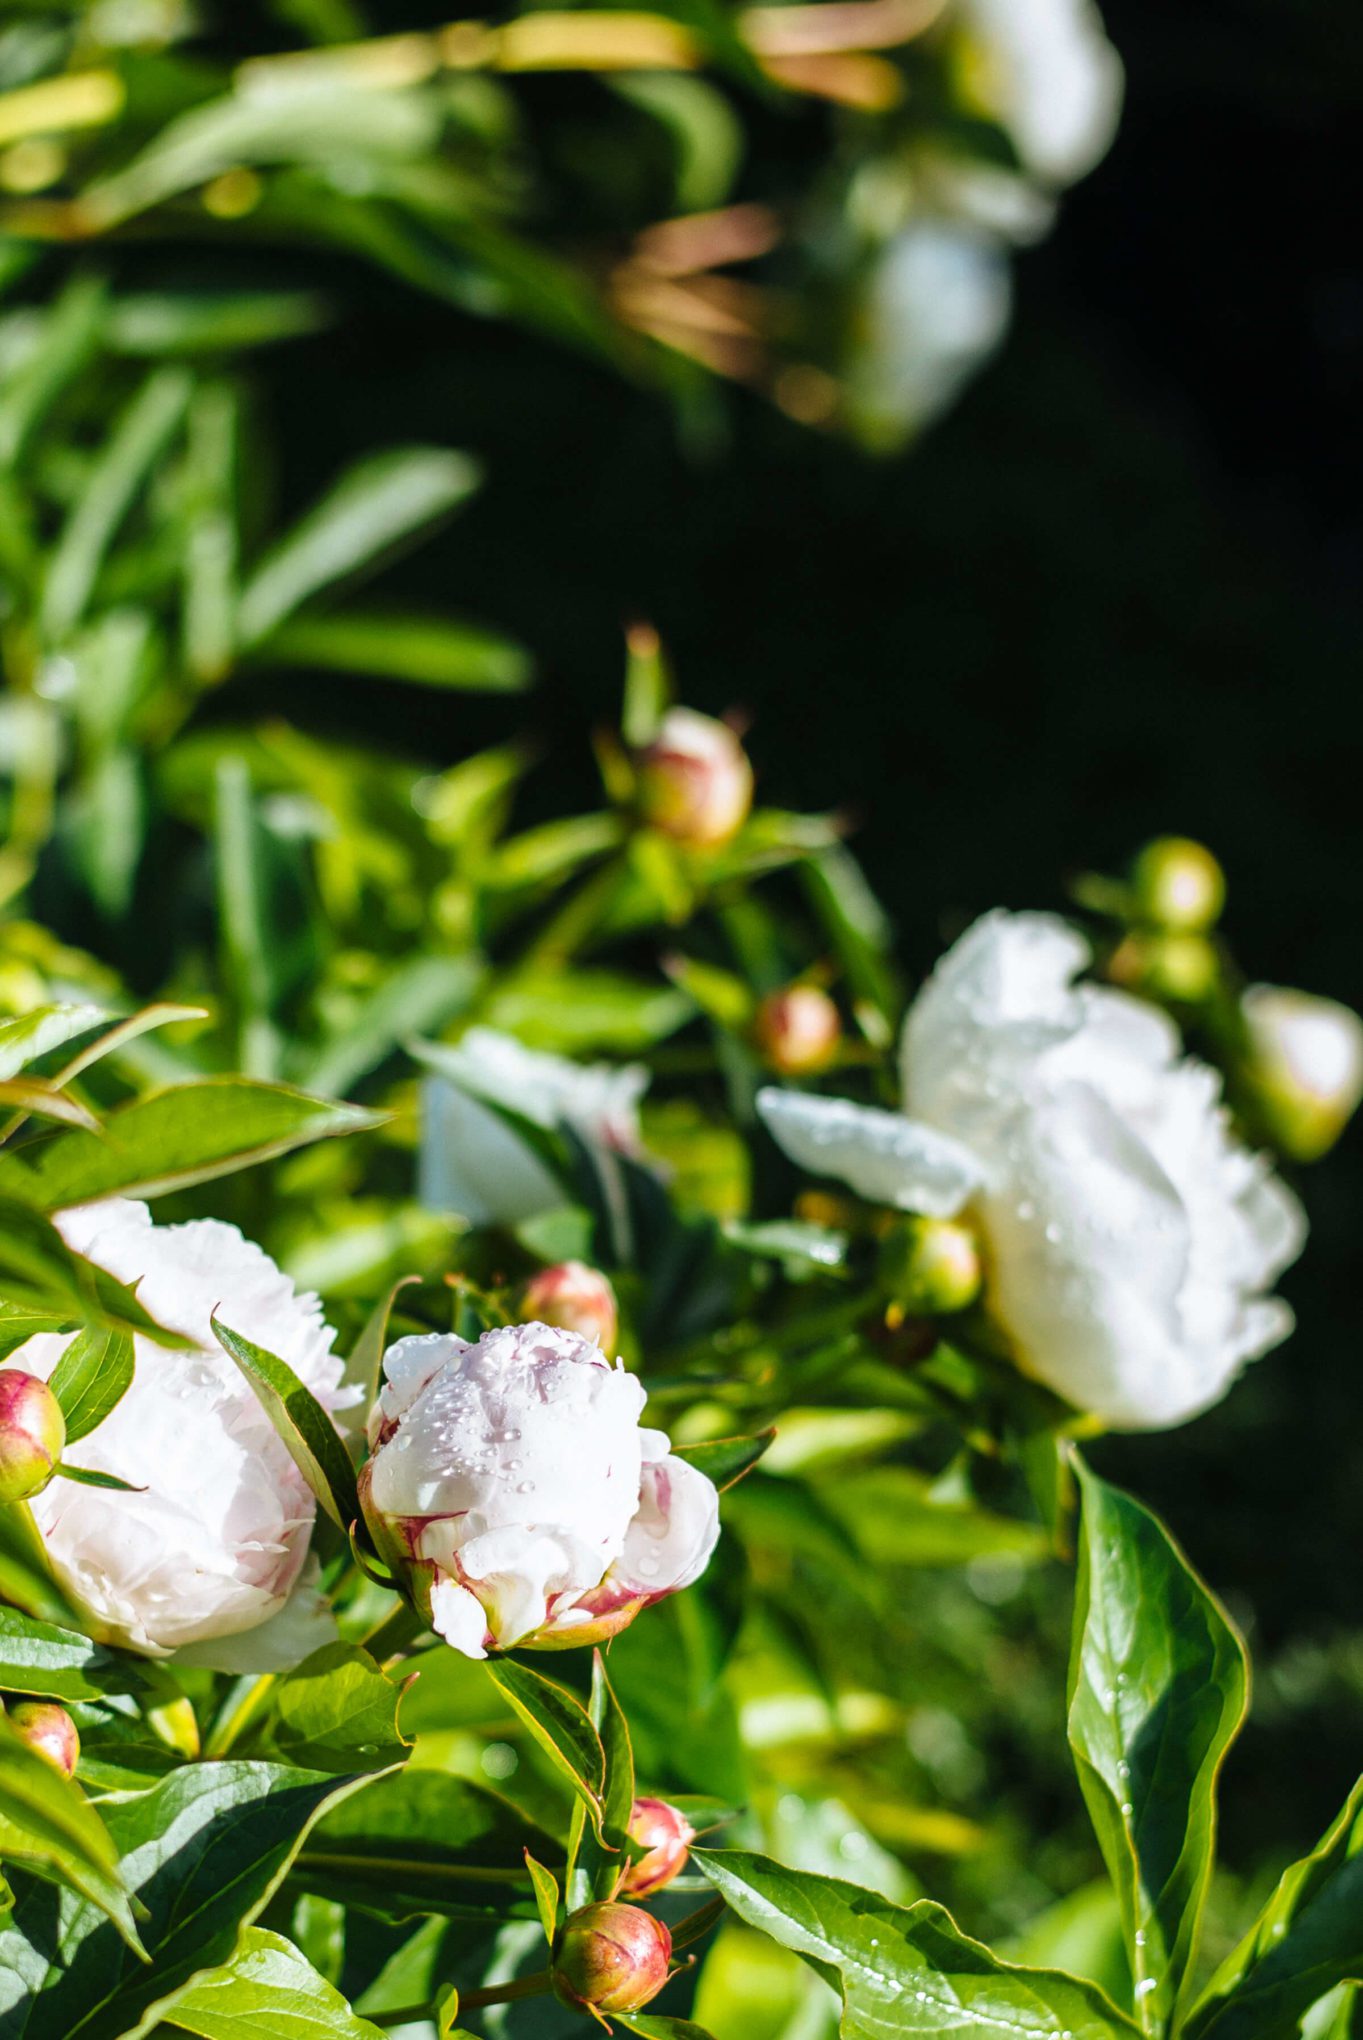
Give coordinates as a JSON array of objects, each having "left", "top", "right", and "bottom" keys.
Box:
[
  {"left": 7, "top": 1700, "right": 79, "bottom": 1777},
  {"left": 0, "top": 1369, "right": 65, "bottom": 1505},
  {"left": 552, "top": 1902, "right": 672, "bottom": 2015},
  {"left": 879, "top": 1215, "right": 982, "bottom": 1316},
  {"left": 753, "top": 986, "right": 841, "bottom": 1076},
  {"left": 636, "top": 708, "right": 753, "bottom": 849},
  {"left": 520, "top": 1262, "right": 619, "bottom": 1353},
  {"left": 623, "top": 1797, "right": 695, "bottom": 1898},
  {"left": 1130, "top": 837, "right": 1225, "bottom": 933},
  {"left": 1109, "top": 931, "right": 1218, "bottom": 1004},
  {"left": 1242, "top": 985, "right": 1363, "bottom": 1161}
]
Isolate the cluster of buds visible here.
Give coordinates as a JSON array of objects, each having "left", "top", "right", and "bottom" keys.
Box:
[
  {"left": 0, "top": 1369, "right": 64, "bottom": 1505},
  {"left": 1109, "top": 836, "right": 1226, "bottom": 1004},
  {"left": 5, "top": 1700, "right": 79, "bottom": 1777},
  {"left": 635, "top": 708, "right": 753, "bottom": 849}
]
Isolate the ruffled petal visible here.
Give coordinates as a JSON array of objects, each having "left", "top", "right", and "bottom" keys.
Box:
[{"left": 756, "top": 1089, "right": 984, "bottom": 1217}]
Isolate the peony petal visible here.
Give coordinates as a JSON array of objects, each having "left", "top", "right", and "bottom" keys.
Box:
[
  {"left": 611, "top": 1454, "right": 720, "bottom": 1600},
  {"left": 173, "top": 1560, "right": 337, "bottom": 1674},
  {"left": 756, "top": 1088, "right": 984, "bottom": 1218},
  {"left": 430, "top": 1576, "right": 491, "bottom": 1660}
]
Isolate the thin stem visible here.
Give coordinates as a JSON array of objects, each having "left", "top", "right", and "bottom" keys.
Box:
[
  {"left": 205, "top": 1672, "right": 276, "bottom": 1758},
  {"left": 360, "top": 1599, "right": 425, "bottom": 1662},
  {"left": 372, "top": 1968, "right": 554, "bottom": 2027}
]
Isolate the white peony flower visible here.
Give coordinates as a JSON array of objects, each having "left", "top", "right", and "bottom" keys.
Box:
[
  {"left": 15, "top": 1199, "right": 348, "bottom": 1663},
  {"left": 850, "top": 222, "right": 1013, "bottom": 444},
  {"left": 1242, "top": 984, "right": 1363, "bottom": 1161},
  {"left": 951, "top": 0, "right": 1124, "bottom": 189},
  {"left": 360, "top": 1321, "right": 719, "bottom": 1658},
  {"left": 758, "top": 912, "right": 1307, "bottom": 1430},
  {"left": 419, "top": 1027, "right": 649, "bottom": 1227}
]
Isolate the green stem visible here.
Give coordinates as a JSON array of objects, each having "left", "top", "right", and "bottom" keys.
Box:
[
  {"left": 372, "top": 1968, "right": 554, "bottom": 2026},
  {"left": 205, "top": 1672, "right": 276, "bottom": 1758},
  {"left": 361, "top": 1599, "right": 425, "bottom": 1661}
]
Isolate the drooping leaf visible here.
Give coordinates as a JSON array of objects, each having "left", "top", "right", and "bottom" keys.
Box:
[
  {"left": 1067, "top": 1459, "right": 1248, "bottom": 2033},
  {"left": 0, "top": 1760, "right": 382, "bottom": 2040},
  {"left": 49, "top": 1324, "right": 135, "bottom": 1443},
  {"left": 486, "top": 1658, "right": 607, "bottom": 1835},
  {"left": 0, "top": 1715, "right": 142, "bottom": 1955},
  {"left": 1185, "top": 1777, "right": 1363, "bottom": 2040},
  {"left": 694, "top": 1850, "right": 1139, "bottom": 2039},
  {"left": 212, "top": 1317, "right": 359, "bottom": 1532},
  {"left": 0, "top": 1077, "right": 98, "bottom": 1131},
  {"left": 151, "top": 1926, "right": 387, "bottom": 2039},
  {"left": 0, "top": 1004, "right": 108, "bottom": 1081},
  {"left": 0, "top": 1080, "right": 383, "bottom": 1210},
  {"left": 674, "top": 1431, "right": 775, "bottom": 1492}
]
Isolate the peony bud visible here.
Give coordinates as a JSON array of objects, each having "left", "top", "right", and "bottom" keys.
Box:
[
  {"left": 753, "top": 986, "right": 841, "bottom": 1076},
  {"left": 1242, "top": 985, "right": 1363, "bottom": 1161},
  {"left": 636, "top": 708, "right": 753, "bottom": 849},
  {"left": 1109, "top": 930, "right": 1219, "bottom": 1004},
  {"left": 1130, "top": 836, "right": 1225, "bottom": 933},
  {"left": 0, "top": 1369, "right": 65, "bottom": 1505},
  {"left": 879, "top": 1215, "right": 982, "bottom": 1316},
  {"left": 520, "top": 1262, "right": 619, "bottom": 1354},
  {"left": 552, "top": 1902, "right": 672, "bottom": 2015},
  {"left": 622, "top": 1797, "right": 695, "bottom": 1898},
  {"left": 7, "top": 1700, "right": 79, "bottom": 1777}
]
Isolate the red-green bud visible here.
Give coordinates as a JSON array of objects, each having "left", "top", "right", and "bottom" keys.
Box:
[
  {"left": 753, "top": 986, "right": 841, "bottom": 1076},
  {"left": 1109, "top": 930, "right": 1219, "bottom": 1004},
  {"left": 552, "top": 1902, "right": 673, "bottom": 2015},
  {"left": 1130, "top": 836, "right": 1225, "bottom": 933},
  {"left": 7, "top": 1700, "right": 79, "bottom": 1777},
  {"left": 636, "top": 708, "right": 753, "bottom": 849},
  {"left": 521, "top": 1262, "right": 619, "bottom": 1354},
  {"left": 622, "top": 1797, "right": 695, "bottom": 1898},
  {"left": 879, "top": 1215, "right": 982, "bottom": 1316},
  {"left": 0, "top": 1369, "right": 65, "bottom": 1505}
]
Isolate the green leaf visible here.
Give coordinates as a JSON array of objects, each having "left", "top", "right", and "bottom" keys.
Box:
[
  {"left": 261, "top": 1644, "right": 409, "bottom": 1774},
  {"left": 0, "top": 273, "right": 105, "bottom": 468},
  {"left": 525, "top": 1851, "right": 561, "bottom": 1945},
  {"left": 0, "top": 1761, "right": 381, "bottom": 2040},
  {"left": 486, "top": 1658, "right": 607, "bottom": 1835},
  {"left": 110, "top": 288, "right": 333, "bottom": 355},
  {"left": 0, "top": 1004, "right": 108, "bottom": 1081},
  {"left": 293, "top": 1767, "right": 554, "bottom": 1923},
  {"left": 42, "top": 367, "right": 193, "bottom": 641},
  {"left": 263, "top": 608, "right": 532, "bottom": 692},
  {"left": 0, "top": 1714, "right": 142, "bottom": 1954},
  {"left": 298, "top": 954, "right": 483, "bottom": 1100},
  {"left": 1185, "top": 1777, "right": 1363, "bottom": 2040},
  {"left": 567, "top": 1649, "right": 635, "bottom": 1909},
  {"left": 0, "top": 1077, "right": 99, "bottom": 1129},
  {"left": 675, "top": 1430, "right": 774, "bottom": 1492},
  {"left": 481, "top": 969, "right": 693, "bottom": 1055},
  {"left": 0, "top": 1079, "right": 383, "bottom": 1209},
  {"left": 153, "top": 1926, "right": 386, "bottom": 2039},
  {"left": 693, "top": 1850, "right": 1139, "bottom": 2038},
  {"left": 52, "top": 1463, "right": 144, "bottom": 1491},
  {"left": 0, "top": 1502, "right": 85, "bottom": 1629},
  {"left": 212, "top": 1317, "right": 359, "bottom": 1532},
  {"left": 237, "top": 448, "right": 480, "bottom": 646},
  {"left": 0, "top": 1300, "right": 79, "bottom": 1362},
  {"left": 0, "top": 1608, "right": 131, "bottom": 1702},
  {"left": 49, "top": 1324, "right": 135, "bottom": 1443},
  {"left": 337, "top": 1275, "right": 418, "bottom": 1442},
  {"left": 0, "top": 1196, "right": 185, "bottom": 1349},
  {"left": 1067, "top": 1459, "right": 1248, "bottom": 2033},
  {"left": 615, "top": 2017, "right": 719, "bottom": 2040}
]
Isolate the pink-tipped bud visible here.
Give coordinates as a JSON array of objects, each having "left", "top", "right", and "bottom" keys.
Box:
[
  {"left": 552, "top": 1902, "right": 673, "bottom": 2015},
  {"left": 753, "top": 985, "right": 841, "bottom": 1075},
  {"left": 636, "top": 708, "right": 753, "bottom": 849},
  {"left": 0, "top": 1370, "right": 65, "bottom": 1505},
  {"left": 7, "top": 1701, "right": 79, "bottom": 1777},
  {"left": 622, "top": 1797, "right": 695, "bottom": 1898},
  {"left": 521, "top": 1263, "right": 619, "bottom": 1354}
]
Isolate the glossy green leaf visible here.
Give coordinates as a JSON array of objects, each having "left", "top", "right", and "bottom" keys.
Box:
[
  {"left": 152, "top": 1926, "right": 386, "bottom": 2039},
  {"left": 293, "top": 1767, "right": 554, "bottom": 1923},
  {"left": 0, "top": 1004, "right": 108, "bottom": 1081},
  {"left": 694, "top": 1850, "right": 1139, "bottom": 2038},
  {"left": 0, "top": 1077, "right": 99, "bottom": 1129},
  {"left": 0, "top": 1608, "right": 131, "bottom": 1702},
  {"left": 212, "top": 1317, "right": 359, "bottom": 1531},
  {"left": 238, "top": 447, "right": 480, "bottom": 646},
  {"left": 49, "top": 1324, "right": 135, "bottom": 1443},
  {"left": 261, "top": 1644, "right": 409, "bottom": 1774},
  {"left": 486, "top": 1658, "right": 607, "bottom": 1834},
  {"left": 264, "top": 609, "right": 532, "bottom": 692},
  {"left": 615, "top": 2017, "right": 719, "bottom": 2040},
  {"left": 0, "top": 1196, "right": 184, "bottom": 1349},
  {"left": 0, "top": 1300, "right": 79, "bottom": 1362},
  {"left": 0, "top": 1502, "right": 85, "bottom": 1629},
  {"left": 0, "top": 1760, "right": 380, "bottom": 2040},
  {"left": 1185, "top": 1777, "right": 1363, "bottom": 2040},
  {"left": 566, "top": 1649, "right": 635, "bottom": 1909},
  {"left": 525, "top": 1851, "right": 560, "bottom": 1945},
  {"left": 1067, "top": 1459, "right": 1248, "bottom": 2033},
  {"left": 0, "top": 1714, "right": 141, "bottom": 1954},
  {"left": 481, "top": 969, "right": 693, "bottom": 1054},
  {"left": 0, "top": 1080, "right": 382, "bottom": 1209},
  {"left": 675, "top": 1430, "right": 774, "bottom": 1492}
]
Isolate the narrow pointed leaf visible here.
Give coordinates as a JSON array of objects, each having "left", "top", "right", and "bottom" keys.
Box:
[
  {"left": 49, "top": 1324, "right": 135, "bottom": 1443},
  {"left": 0, "top": 1004, "right": 108, "bottom": 1081},
  {"left": 0, "top": 1715, "right": 142, "bottom": 1954},
  {"left": 486, "top": 1658, "right": 607, "bottom": 1834},
  {"left": 212, "top": 1317, "right": 359, "bottom": 1532}
]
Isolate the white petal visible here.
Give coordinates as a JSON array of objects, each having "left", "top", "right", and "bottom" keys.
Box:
[
  {"left": 756, "top": 1088, "right": 984, "bottom": 1217},
  {"left": 611, "top": 1454, "right": 720, "bottom": 1599},
  {"left": 418, "top": 1077, "right": 565, "bottom": 1226},
  {"left": 430, "top": 1576, "right": 490, "bottom": 1660},
  {"left": 173, "top": 1561, "right": 337, "bottom": 1674}
]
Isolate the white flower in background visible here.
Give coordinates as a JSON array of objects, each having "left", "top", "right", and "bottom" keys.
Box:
[
  {"left": 759, "top": 912, "right": 1307, "bottom": 1430},
  {"left": 1242, "top": 985, "right": 1363, "bottom": 1161},
  {"left": 360, "top": 1321, "right": 719, "bottom": 1658},
  {"left": 951, "top": 0, "right": 1124, "bottom": 190},
  {"left": 419, "top": 1027, "right": 648, "bottom": 1227},
  {"left": 14, "top": 1200, "right": 347, "bottom": 1664},
  {"left": 850, "top": 222, "right": 1013, "bottom": 444}
]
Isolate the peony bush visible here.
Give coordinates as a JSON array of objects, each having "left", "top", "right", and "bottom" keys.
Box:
[{"left": 0, "top": 4, "right": 1358, "bottom": 2039}]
